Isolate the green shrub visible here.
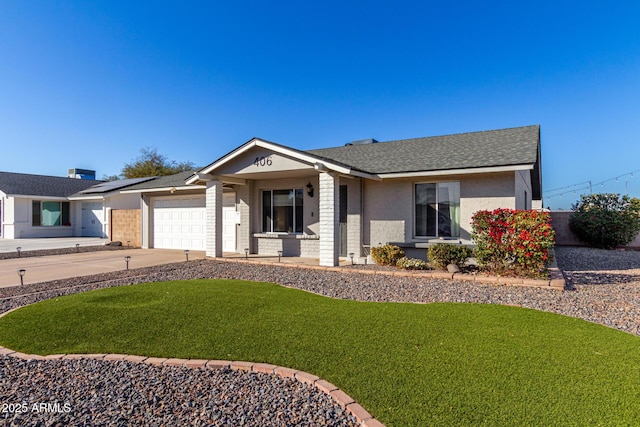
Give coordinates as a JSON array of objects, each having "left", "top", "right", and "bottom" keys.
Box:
[
  {"left": 396, "top": 257, "right": 431, "bottom": 270},
  {"left": 370, "top": 244, "right": 405, "bottom": 266},
  {"left": 569, "top": 193, "right": 640, "bottom": 249},
  {"left": 427, "top": 243, "right": 472, "bottom": 270},
  {"left": 471, "top": 208, "right": 555, "bottom": 278}
]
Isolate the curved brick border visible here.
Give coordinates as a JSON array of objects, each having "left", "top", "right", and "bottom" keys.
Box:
[
  {"left": 218, "top": 257, "right": 566, "bottom": 290},
  {"left": 0, "top": 342, "right": 385, "bottom": 427}
]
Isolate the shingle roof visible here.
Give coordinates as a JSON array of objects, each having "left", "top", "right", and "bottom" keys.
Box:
[
  {"left": 306, "top": 125, "right": 540, "bottom": 174},
  {"left": 122, "top": 169, "right": 200, "bottom": 191},
  {"left": 0, "top": 171, "right": 103, "bottom": 198}
]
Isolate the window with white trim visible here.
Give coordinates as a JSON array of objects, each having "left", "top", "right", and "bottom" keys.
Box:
[
  {"left": 32, "top": 201, "right": 71, "bottom": 227},
  {"left": 415, "top": 182, "right": 460, "bottom": 238},
  {"left": 262, "top": 189, "right": 303, "bottom": 233}
]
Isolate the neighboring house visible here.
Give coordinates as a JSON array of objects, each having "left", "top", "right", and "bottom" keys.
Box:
[
  {"left": 0, "top": 172, "right": 149, "bottom": 239},
  {"left": 0, "top": 171, "right": 103, "bottom": 239},
  {"left": 119, "top": 125, "right": 542, "bottom": 266}
]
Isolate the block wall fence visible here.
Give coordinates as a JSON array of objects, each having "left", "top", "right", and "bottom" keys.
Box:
[{"left": 550, "top": 211, "right": 640, "bottom": 248}]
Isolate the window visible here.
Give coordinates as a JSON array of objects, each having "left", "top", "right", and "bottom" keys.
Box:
[
  {"left": 32, "top": 201, "right": 70, "bottom": 226},
  {"left": 262, "top": 189, "right": 303, "bottom": 233},
  {"left": 415, "top": 182, "right": 460, "bottom": 238}
]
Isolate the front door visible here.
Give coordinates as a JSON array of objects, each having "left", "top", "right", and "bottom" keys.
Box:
[
  {"left": 81, "top": 202, "right": 104, "bottom": 237},
  {"left": 339, "top": 185, "right": 347, "bottom": 257},
  {"left": 222, "top": 193, "right": 236, "bottom": 252}
]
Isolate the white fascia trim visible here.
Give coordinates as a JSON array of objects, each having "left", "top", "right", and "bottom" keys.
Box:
[
  {"left": 8, "top": 194, "right": 70, "bottom": 201},
  {"left": 68, "top": 195, "right": 106, "bottom": 201},
  {"left": 121, "top": 185, "right": 206, "bottom": 194},
  {"left": 187, "top": 139, "right": 376, "bottom": 184},
  {"left": 376, "top": 164, "right": 534, "bottom": 179}
]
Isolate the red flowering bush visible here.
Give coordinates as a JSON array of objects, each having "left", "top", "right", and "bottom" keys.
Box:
[{"left": 471, "top": 209, "right": 555, "bottom": 278}]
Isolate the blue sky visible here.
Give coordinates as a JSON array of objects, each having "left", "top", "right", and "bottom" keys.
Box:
[{"left": 1, "top": 1, "right": 639, "bottom": 209}]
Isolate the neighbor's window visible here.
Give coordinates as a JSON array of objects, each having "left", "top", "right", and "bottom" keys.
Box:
[
  {"left": 262, "top": 189, "right": 303, "bottom": 233},
  {"left": 32, "top": 201, "right": 70, "bottom": 226},
  {"left": 415, "top": 182, "right": 460, "bottom": 238}
]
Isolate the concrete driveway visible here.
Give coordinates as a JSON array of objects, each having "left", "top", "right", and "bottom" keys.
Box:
[{"left": 0, "top": 249, "right": 206, "bottom": 288}]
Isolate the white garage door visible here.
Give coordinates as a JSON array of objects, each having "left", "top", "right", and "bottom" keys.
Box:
[{"left": 153, "top": 196, "right": 206, "bottom": 250}]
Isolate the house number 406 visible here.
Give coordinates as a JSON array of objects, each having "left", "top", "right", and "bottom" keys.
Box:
[{"left": 254, "top": 156, "right": 273, "bottom": 167}]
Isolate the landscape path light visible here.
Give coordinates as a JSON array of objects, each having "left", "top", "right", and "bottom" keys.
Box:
[
  {"left": 277, "top": 250, "right": 283, "bottom": 262},
  {"left": 349, "top": 252, "right": 355, "bottom": 265},
  {"left": 184, "top": 249, "right": 190, "bottom": 262},
  {"left": 76, "top": 243, "right": 80, "bottom": 252},
  {"left": 125, "top": 256, "right": 131, "bottom": 270},
  {"left": 16, "top": 247, "right": 21, "bottom": 257},
  {"left": 18, "top": 269, "right": 25, "bottom": 286},
  {"left": 244, "top": 248, "right": 249, "bottom": 260}
]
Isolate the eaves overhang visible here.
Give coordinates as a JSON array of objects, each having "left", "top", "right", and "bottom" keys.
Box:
[
  {"left": 375, "top": 164, "right": 534, "bottom": 179},
  {"left": 7, "top": 194, "right": 70, "bottom": 201},
  {"left": 121, "top": 185, "right": 206, "bottom": 194}
]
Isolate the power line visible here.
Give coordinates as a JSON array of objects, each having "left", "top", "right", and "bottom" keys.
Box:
[{"left": 544, "top": 169, "right": 640, "bottom": 200}]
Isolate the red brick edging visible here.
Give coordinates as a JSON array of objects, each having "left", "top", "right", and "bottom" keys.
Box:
[{"left": 0, "top": 342, "right": 385, "bottom": 427}]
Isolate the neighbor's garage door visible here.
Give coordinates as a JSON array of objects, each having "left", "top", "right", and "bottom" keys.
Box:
[{"left": 152, "top": 196, "right": 206, "bottom": 250}]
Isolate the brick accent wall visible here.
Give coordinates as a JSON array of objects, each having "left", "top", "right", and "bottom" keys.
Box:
[
  {"left": 255, "top": 236, "right": 319, "bottom": 257},
  {"left": 206, "top": 180, "right": 223, "bottom": 257},
  {"left": 319, "top": 172, "right": 339, "bottom": 266},
  {"left": 110, "top": 209, "right": 141, "bottom": 247}
]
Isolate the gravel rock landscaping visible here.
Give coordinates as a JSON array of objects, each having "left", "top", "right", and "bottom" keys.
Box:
[
  {"left": 0, "top": 244, "right": 130, "bottom": 261},
  {"left": 1, "top": 245, "right": 639, "bottom": 426}
]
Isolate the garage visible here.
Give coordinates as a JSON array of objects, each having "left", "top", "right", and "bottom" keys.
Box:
[{"left": 152, "top": 196, "right": 206, "bottom": 250}]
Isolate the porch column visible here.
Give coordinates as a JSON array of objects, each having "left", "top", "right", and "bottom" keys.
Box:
[
  {"left": 206, "top": 179, "right": 223, "bottom": 258},
  {"left": 319, "top": 172, "right": 339, "bottom": 266},
  {"left": 141, "top": 195, "right": 150, "bottom": 248}
]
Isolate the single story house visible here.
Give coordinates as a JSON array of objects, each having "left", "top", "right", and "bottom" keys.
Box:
[
  {"left": 1, "top": 125, "right": 543, "bottom": 267},
  {"left": 0, "top": 171, "right": 145, "bottom": 239},
  {"left": 0, "top": 171, "right": 104, "bottom": 239},
  {"left": 119, "top": 124, "right": 542, "bottom": 266}
]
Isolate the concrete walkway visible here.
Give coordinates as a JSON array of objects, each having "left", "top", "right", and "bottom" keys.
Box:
[
  {"left": 0, "top": 249, "right": 205, "bottom": 288},
  {"left": 0, "top": 237, "right": 110, "bottom": 253}
]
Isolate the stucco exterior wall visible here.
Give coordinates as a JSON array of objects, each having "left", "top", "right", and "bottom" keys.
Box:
[
  {"left": 363, "top": 172, "right": 517, "bottom": 246},
  {"left": 6, "top": 197, "right": 75, "bottom": 239},
  {"left": 515, "top": 170, "right": 533, "bottom": 210},
  {"left": 459, "top": 172, "right": 515, "bottom": 240}
]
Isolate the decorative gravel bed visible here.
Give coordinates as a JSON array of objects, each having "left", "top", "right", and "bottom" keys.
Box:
[
  {"left": 1, "top": 246, "right": 639, "bottom": 426},
  {"left": 0, "top": 244, "right": 130, "bottom": 261}
]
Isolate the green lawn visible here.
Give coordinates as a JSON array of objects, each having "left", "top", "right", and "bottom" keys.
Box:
[{"left": 1, "top": 279, "right": 639, "bottom": 426}]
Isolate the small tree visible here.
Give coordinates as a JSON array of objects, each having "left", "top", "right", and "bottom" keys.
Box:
[
  {"left": 121, "top": 147, "right": 195, "bottom": 178},
  {"left": 569, "top": 193, "right": 640, "bottom": 249}
]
